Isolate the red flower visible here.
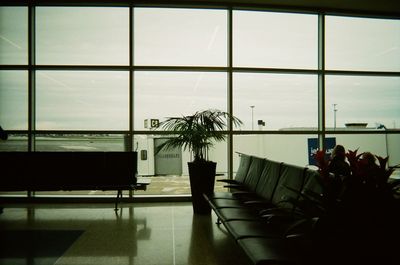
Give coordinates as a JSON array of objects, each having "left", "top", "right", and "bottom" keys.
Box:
[
  {"left": 345, "top": 149, "right": 363, "bottom": 180},
  {"left": 313, "top": 149, "right": 331, "bottom": 186},
  {"left": 376, "top": 155, "right": 394, "bottom": 185}
]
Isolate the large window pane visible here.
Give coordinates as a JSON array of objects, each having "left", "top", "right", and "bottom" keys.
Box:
[
  {"left": 36, "top": 7, "right": 129, "bottom": 65},
  {"left": 0, "top": 134, "right": 28, "bottom": 151},
  {"left": 134, "top": 134, "right": 228, "bottom": 196},
  {"left": 0, "top": 71, "right": 28, "bottom": 130},
  {"left": 234, "top": 134, "right": 317, "bottom": 168},
  {"left": 326, "top": 16, "right": 400, "bottom": 71},
  {"left": 134, "top": 8, "right": 227, "bottom": 66},
  {"left": 134, "top": 71, "right": 227, "bottom": 130},
  {"left": 35, "top": 134, "right": 126, "bottom": 151},
  {"left": 36, "top": 71, "right": 129, "bottom": 130},
  {"left": 325, "top": 76, "right": 400, "bottom": 129},
  {"left": 327, "top": 133, "right": 400, "bottom": 170},
  {"left": 233, "top": 11, "right": 317, "bottom": 69},
  {"left": 234, "top": 73, "right": 318, "bottom": 130},
  {"left": 0, "top": 7, "right": 28, "bottom": 65}
]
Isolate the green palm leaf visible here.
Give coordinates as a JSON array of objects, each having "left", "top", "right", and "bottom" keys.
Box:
[{"left": 155, "top": 109, "right": 242, "bottom": 161}]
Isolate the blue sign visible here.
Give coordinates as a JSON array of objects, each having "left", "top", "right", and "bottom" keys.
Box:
[{"left": 307, "top": 137, "right": 336, "bottom": 165}]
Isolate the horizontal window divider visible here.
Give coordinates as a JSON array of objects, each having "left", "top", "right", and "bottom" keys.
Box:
[
  {"left": 233, "top": 67, "right": 320, "bottom": 74},
  {"left": 325, "top": 129, "right": 400, "bottom": 135},
  {"left": 325, "top": 70, "right": 400, "bottom": 77},
  {"left": 132, "top": 130, "right": 173, "bottom": 135},
  {"left": 0, "top": 65, "right": 30, "bottom": 70},
  {"left": 232, "top": 130, "right": 400, "bottom": 135},
  {"left": 19, "top": 0, "right": 132, "bottom": 7},
  {"left": 132, "top": 66, "right": 228, "bottom": 72},
  {"left": 3, "top": 66, "right": 399, "bottom": 77},
  {"left": 5, "top": 130, "right": 400, "bottom": 135},
  {"left": 232, "top": 6, "right": 319, "bottom": 15},
  {"left": 33, "top": 130, "right": 130, "bottom": 135},
  {"left": 132, "top": 130, "right": 192, "bottom": 135},
  {"left": 232, "top": 130, "right": 320, "bottom": 135},
  {"left": 133, "top": 2, "right": 229, "bottom": 10},
  {"left": 133, "top": 130, "right": 318, "bottom": 135},
  {"left": 33, "top": 65, "right": 131, "bottom": 71},
  {"left": 0, "top": 130, "right": 28, "bottom": 134}
]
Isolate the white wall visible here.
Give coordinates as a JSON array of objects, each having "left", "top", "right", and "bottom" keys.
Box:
[{"left": 137, "top": 133, "right": 400, "bottom": 176}]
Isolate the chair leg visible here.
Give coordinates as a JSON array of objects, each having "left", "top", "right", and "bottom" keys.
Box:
[{"left": 115, "top": 190, "right": 122, "bottom": 212}]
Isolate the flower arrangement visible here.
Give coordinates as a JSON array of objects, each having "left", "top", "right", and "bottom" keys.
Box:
[
  {"left": 308, "top": 149, "right": 400, "bottom": 264},
  {"left": 314, "top": 149, "right": 399, "bottom": 206}
]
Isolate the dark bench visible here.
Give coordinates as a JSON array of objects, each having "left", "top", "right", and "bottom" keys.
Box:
[
  {"left": 0, "top": 151, "right": 150, "bottom": 210},
  {"left": 205, "top": 153, "right": 323, "bottom": 265}
]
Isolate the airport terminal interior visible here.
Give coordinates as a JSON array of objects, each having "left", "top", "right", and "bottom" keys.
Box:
[{"left": 1, "top": 0, "right": 400, "bottom": 264}]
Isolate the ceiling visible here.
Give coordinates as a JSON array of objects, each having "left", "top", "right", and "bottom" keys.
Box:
[
  {"left": 3, "top": 0, "right": 400, "bottom": 16},
  {"left": 178, "top": 0, "right": 400, "bottom": 16}
]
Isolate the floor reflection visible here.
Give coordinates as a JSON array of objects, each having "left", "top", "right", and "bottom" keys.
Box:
[{"left": 0, "top": 203, "right": 250, "bottom": 265}]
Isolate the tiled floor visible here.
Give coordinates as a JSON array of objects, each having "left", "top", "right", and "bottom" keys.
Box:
[
  {"left": 0, "top": 175, "right": 229, "bottom": 197},
  {"left": 0, "top": 202, "right": 251, "bottom": 265}
]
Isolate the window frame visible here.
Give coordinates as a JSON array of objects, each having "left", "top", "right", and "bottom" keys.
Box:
[{"left": 0, "top": 3, "right": 399, "bottom": 199}]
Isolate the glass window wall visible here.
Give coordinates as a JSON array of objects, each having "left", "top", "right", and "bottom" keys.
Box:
[
  {"left": 325, "top": 75, "right": 400, "bottom": 129},
  {"left": 233, "top": 73, "right": 318, "bottom": 130},
  {"left": 326, "top": 16, "right": 400, "bottom": 71},
  {"left": 36, "top": 71, "right": 129, "bottom": 130},
  {"left": 0, "top": 4, "right": 399, "bottom": 198},
  {"left": 134, "top": 8, "right": 227, "bottom": 66},
  {"left": 233, "top": 134, "right": 318, "bottom": 168},
  {"left": 135, "top": 134, "right": 228, "bottom": 196},
  {"left": 0, "top": 7, "right": 28, "bottom": 65},
  {"left": 233, "top": 10, "right": 318, "bottom": 69},
  {"left": 0, "top": 134, "right": 28, "bottom": 151},
  {"left": 0, "top": 71, "right": 28, "bottom": 130},
  {"left": 36, "top": 7, "right": 129, "bottom": 65},
  {"left": 134, "top": 71, "right": 227, "bottom": 130},
  {"left": 35, "top": 134, "right": 126, "bottom": 152}
]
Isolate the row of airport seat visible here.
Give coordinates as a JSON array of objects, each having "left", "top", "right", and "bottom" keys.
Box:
[
  {"left": 0, "top": 151, "right": 150, "bottom": 210},
  {"left": 204, "top": 153, "right": 323, "bottom": 265}
]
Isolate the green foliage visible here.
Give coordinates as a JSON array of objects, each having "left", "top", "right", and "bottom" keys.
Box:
[
  {"left": 283, "top": 150, "right": 400, "bottom": 263},
  {"left": 155, "top": 109, "right": 242, "bottom": 162}
]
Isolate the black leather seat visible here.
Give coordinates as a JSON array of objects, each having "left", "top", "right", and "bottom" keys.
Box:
[
  {"left": 237, "top": 237, "right": 300, "bottom": 265},
  {"left": 209, "top": 156, "right": 267, "bottom": 209},
  {"left": 206, "top": 153, "right": 324, "bottom": 265}
]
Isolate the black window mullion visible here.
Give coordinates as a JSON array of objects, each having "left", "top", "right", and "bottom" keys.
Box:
[
  {"left": 227, "top": 8, "right": 233, "bottom": 180},
  {"left": 126, "top": 5, "right": 134, "bottom": 152},
  {"left": 28, "top": 4, "right": 36, "bottom": 152},
  {"left": 318, "top": 13, "right": 326, "bottom": 150}
]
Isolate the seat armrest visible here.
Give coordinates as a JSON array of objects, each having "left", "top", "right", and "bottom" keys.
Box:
[
  {"left": 231, "top": 191, "right": 253, "bottom": 197},
  {"left": 217, "top": 179, "right": 239, "bottom": 184},
  {"left": 224, "top": 184, "right": 247, "bottom": 190},
  {"left": 259, "top": 207, "right": 287, "bottom": 215},
  {"left": 261, "top": 213, "right": 296, "bottom": 224},
  {"left": 243, "top": 200, "right": 274, "bottom": 209},
  {"left": 284, "top": 217, "right": 319, "bottom": 238}
]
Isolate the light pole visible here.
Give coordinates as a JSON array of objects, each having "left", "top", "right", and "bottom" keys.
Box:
[
  {"left": 250, "top": 105, "right": 255, "bottom": 130},
  {"left": 333, "top": 104, "right": 338, "bottom": 130}
]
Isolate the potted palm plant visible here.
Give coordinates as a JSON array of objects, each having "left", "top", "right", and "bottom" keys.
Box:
[{"left": 156, "top": 109, "right": 242, "bottom": 214}]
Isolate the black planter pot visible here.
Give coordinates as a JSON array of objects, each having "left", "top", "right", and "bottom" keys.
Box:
[{"left": 188, "top": 161, "right": 216, "bottom": 214}]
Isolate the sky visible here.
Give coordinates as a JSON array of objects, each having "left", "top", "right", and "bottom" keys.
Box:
[{"left": 0, "top": 6, "right": 399, "bottom": 131}]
